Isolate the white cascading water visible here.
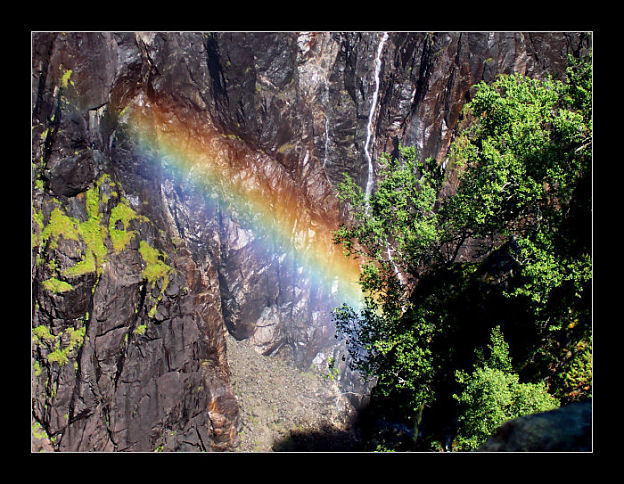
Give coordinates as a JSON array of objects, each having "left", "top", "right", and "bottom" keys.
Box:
[
  {"left": 364, "top": 32, "right": 389, "bottom": 206},
  {"left": 321, "top": 79, "right": 331, "bottom": 172},
  {"left": 362, "top": 33, "right": 403, "bottom": 291},
  {"left": 387, "top": 246, "right": 402, "bottom": 282},
  {"left": 323, "top": 114, "right": 330, "bottom": 169}
]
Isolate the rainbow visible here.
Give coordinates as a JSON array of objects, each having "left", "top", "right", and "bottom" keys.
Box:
[{"left": 124, "top": 98, "right": 364, "bottom": 309}]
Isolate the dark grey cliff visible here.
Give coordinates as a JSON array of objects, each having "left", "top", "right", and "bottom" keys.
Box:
[{"left": 31, "top": 31, "right": 589, "bottom": 451}]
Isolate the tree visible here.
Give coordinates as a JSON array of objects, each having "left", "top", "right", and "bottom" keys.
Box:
[
  {"left": 333, "top": 149, "right": 445, "bottom": 418},
  {"left": 453, "top": 327, "right": 559, "bottom": 451},
  {"left": 442, "top": 55, "right": 592, "bottom": 403},
  {"left": 333, "top": 53, "right": 591, "bottom": 449}
]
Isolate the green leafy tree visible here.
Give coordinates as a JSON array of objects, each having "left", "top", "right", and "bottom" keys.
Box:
[
  {"left": 333, "top": 53, "right": 591, "bottom": 448},
  {"left": 334, "top": 149, "right": 445, "bottom": 417},
  {"left": 453, "top": 326, "right": 559, "bottom": 451},
  {"left": 441, "top": 54, "right": 592, "bottom": 402}
]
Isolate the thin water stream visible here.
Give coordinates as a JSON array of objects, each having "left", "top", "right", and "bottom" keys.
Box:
[{"left": 364, "top": 32, "right": 389, "bottom": 205}]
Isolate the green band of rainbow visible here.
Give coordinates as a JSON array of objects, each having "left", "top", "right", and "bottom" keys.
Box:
[{"left": 126, "top": 101, "right": 363, "bottom": 309}]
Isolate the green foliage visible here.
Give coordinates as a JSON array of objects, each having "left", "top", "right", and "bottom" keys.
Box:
[
  {"left": 37, "top": 177, "right": 110, "bottom": 279},
  {"left": 47, "top": 346, "right": 69, "bottom": 366},
  {"left": 474, "top": 326, "right": 512, "bottom": 373},
  {"left": 447, "top": 56, "right": 593, "bottom": 403},
  {"left": 453, "top": 327, "right": 559, "bottom": 451},
  {"left": 335, "top": 149, "right": 443, "bottom": 281},
  {"left": 34, "top": 172, "right": 178, "bottom": 334},
  {"left": 33, "top": 173, "right": 179, "bottom": 376},
  {"left": 546, "top": 334, "right": 593, "bottom": 403},
  {"left": 71, "top": 179, "right": 110, "bottom": 276},
  {"left": 333, "top": 54, "right": 591, "bottom": 449},
  {"left": 443, "top": 62, "right": 592, "bottom": 318},
  {"left": 324, "top": 356, "right": 341, "bottom": 381},
  {"left": 561, "top": 54, "right": 592, "bottom": 124},
  {"left": 36, "top": 175, "right": 165, "bottom": 287},
  {"left": 453, "top": 366, "right": 558, "bottom": 450},
  {"left": 65, "top": 326, "right": 87, "bottom": 352},
  {"left": 32, "top": 207, "right": 45, "bottom": 248},
  {"left": 333, "top": 147, "right": 446, "bottom": 417}
]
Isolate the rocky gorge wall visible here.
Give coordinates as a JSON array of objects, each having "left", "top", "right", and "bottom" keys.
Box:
[{"left": 31, "top": 31, "right": 590, "bottom": 451}]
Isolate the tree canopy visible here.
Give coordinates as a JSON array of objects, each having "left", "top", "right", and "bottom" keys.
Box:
[{"left": 333, "top": 53, "right": 592, "bottom": 451}]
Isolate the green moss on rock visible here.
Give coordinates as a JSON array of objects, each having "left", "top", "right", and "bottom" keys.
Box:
[
  {"left": 42, "top": 325, "right": 86, "bottom": 367},
  {"left": 139, "top": 240, "right": 174, "bottom": 320},
  {"left": 42, "top": 277, "right": 73, "bottom": 293},
  {"left": 32, "top": 421, "right": 49, "bottom": 440},
  {"left": 109, "top": 202, "right": 143, "bottom": 253},
  {"left": 33, "top": 360, "right": 42, "bottom": 377},
  {"left": 139, "top": 240, "right": 173, "bottom": 289},
  {"left": 36, "top": 172, "right": 180, "bottom": 328},
  {"left": 41, "top": 208, "right": 80, "bottom": 250},
  {"left": 32, "top": 325, "right": 55, "bottom": 343},
  {"left": 47, "top": 347, "right": 68, "bottom": 366}
]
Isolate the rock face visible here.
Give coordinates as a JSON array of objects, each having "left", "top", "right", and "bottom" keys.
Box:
[
  {"left": 478, "top": 399, "right": 592, "bottom": 452},
  {"left": 31, "top": 32, "right": 590, "bottom": 451}
]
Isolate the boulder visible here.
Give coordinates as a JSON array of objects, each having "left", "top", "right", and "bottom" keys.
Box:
[{"left": 478, "top": 399, "right": 592, "bottom": 452}]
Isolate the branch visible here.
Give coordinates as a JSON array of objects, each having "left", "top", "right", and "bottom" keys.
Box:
[{"left": 574, "top": 138, "right": 591, "bottom": 154}]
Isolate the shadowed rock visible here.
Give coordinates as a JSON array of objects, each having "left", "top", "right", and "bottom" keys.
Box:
[{"left": 478, "top": 399, "right": 592, "bottom": 452}]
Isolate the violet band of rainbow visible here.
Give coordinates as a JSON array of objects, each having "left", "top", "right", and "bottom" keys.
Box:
[{"left": 125, "top": 101, "right": 364, "bottom": 309}]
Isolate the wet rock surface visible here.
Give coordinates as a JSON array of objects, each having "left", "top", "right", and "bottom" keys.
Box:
[{"left": 32, "top": 31, "right": 588, "bottom": 451}]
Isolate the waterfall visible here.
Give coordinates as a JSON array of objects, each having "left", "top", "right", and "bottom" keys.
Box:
[
  {"left": 364, "top": 32, "right": 389, "bottom": 205},
  {"left": 387, "top": 246, "right": 401, "bottom": 281},
  {"left": 323, "top": 114, "right": 329, "bottom": 169},
  {"left": 387, "top": 246, "right": 407, "bottom": 313},
  {"left": 361, "top": 33, "right": 404, "bottom": 292}
]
